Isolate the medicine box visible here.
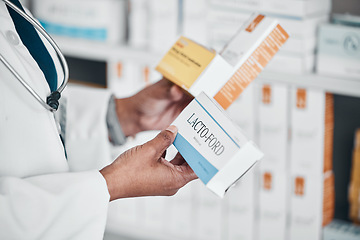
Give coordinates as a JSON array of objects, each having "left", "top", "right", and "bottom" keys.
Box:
[
  {"left": 33, "top": 0, "right": 127, "bottom": 43},
  {"left": 289, "top": 89, "right": 334, "bottom": 175},
  {"left": 209, "top": 0, "right": 331, "bottom": 18},
  {"left": 156, "top": 14, "right": 289, "bottom": 109},
  {"left": 227, "top": 85, "right": 256, "bottom": 140},
  {"left": 289, "top": 173, "right": 323, "bottom": 240},
  {"left": 172, "top": 92, "right": 263, "bottom": 197},
  {"left": 258, "top": 83, "right": 289, "bottom": 172},
  {"left": 317, "top": 24, "right": 360, "bottom": 80},
  {"left": 258, "top": 170, "right": 288, "bottom": 240},
  {"left": 226, "top": 169, "right": 256, "bottom": 240}
]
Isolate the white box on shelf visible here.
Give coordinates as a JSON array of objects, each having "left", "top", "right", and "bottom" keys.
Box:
[
  {"left": 166, "top": 181, "right": 196, "bottom": 239},
  {"left": 148, "top": 0, "right": 179, "bottom": 54},
  {"left": 208, "top": 25, "right": 241, "bottom": 52},
  {"left": 282, "top": 37, "right": 317, "bottom": 55},
  {"left": 266, "top": 53, "right": 315, "bottom": 74},
  {"left": 258, "top": 83, "right": 289, "bottom": 172},
  {"left": 278, "top": 15, "right": 329, "bottom": 39},
  {"left": 128, "top": 0, "right": 149, "bottom": 48},
  {"left": 195, "top": 184, "right": 224, "bottom": 240},
  {"left": 289, "top": 173, "right": 324, "bottom": 240},
  {"left": 33, "top": 0, "right": 127, "bottom": 43},
  {"left": 258, "top": 171, "right": 288, "bottom": 240},
  {"left": 207, "top": 9, "right": 328, "bottom": 39},
  {"left": 226, "top": 169, "right": 256, "bottom": 240},
  {"left": 317, "top": 24, "right": 360, "bottom": 80},
  {"left": 172, "top": 92, "right": 263, "bottom": 197},
  {"left": 210, "top": 0, "right": 331, "bottom": 18},
  {"left": 107, "top": 60, "right": 145, "bottom": 98},
  {"left": 227, "top": 84, "right": 257, "bottom": 140},
  {"left": 289, "top": 88, "right": 327, "bottom": 176},
  {"left": 207, "top": 9, "right": 251, "bottom": 27},
  {"left": 183, "top": 0, "right": 209, "bottom": 46}
]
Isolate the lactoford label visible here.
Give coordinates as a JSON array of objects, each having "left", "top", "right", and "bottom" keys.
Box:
[{"left": 187, "top": 112, "right": 225, "bottom": 156}]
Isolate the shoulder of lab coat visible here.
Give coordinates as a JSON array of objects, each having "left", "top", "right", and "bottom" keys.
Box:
[
  {"left": 0, "top": 3, "right": 110, "bottom": 239},
  {"left": 61, "top": 85, "right": 113, "bottom": 171}
]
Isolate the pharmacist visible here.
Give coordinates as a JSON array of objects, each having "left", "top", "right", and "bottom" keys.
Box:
[{"left": 0, "top": 0, "right": 197, "bottom": 239}]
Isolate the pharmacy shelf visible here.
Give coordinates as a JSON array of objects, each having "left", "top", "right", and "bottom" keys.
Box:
[
  {"left": 54, "top": 37, "right": 360, "bottom": 98},
  {"left": 54, "top": 36, "right": 162, "bottom": 64},
  {"left": 259, "top": 72, "right": 360, "bottom": 98}
]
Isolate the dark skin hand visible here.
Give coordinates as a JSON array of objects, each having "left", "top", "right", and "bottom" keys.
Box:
[
  {"left": 100, "top": 79, "right": 197, "bottom": 201},
  {"left": 115, "top": 78, "right": 194, "bottom": 137},
  {"left": 100, "top": 126, "right": 198, "bottom": 201}
]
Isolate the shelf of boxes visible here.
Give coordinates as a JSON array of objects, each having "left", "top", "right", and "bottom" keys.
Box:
[
  {"left": 55, "top": 36, "right": 360, "bottom": 99},
  {"left": 54, "top": 36, "right": 162, "bottom": 63},
  {"left": 258, "top": 72, "right": 360, "bottom": 98}
]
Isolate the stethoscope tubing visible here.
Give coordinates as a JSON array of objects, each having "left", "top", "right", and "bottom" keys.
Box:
[{"left": 0, "top": 0, "right": 69, "bottom": 112}]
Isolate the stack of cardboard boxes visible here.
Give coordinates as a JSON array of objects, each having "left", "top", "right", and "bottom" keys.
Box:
[
  {"left": 316, "top": 14, "right": 360, "bottom": 79},
  {"left": 33, "top": 0, "right": 128, "bottom": 43},
  {"left": 207, "top": 0, "right": 331, "bottom": 74},
  {"left": 288, "top": 89, "right": 334, "bottom": 239},
  {"left": 257, "top": 83, "right": 289, "bottom": 240}
]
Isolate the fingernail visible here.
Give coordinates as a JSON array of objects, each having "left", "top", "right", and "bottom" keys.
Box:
[{"left": 166, "top": 125, "right": 177, "bottom": 134}]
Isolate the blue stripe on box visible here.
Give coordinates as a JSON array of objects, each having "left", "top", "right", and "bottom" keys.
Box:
[
  {"left": 195, "top": 98, "right": 240, "bottom": 148},
  {"left": 39, "top": 20, "right": 107, "bottom": 41},
  {"left": 174, "top": 133, "right": 218, "bottom": 184}
]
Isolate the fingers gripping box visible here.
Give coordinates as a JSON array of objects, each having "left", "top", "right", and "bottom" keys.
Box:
[{"left": 172, "top": 92, "right": 264, "bottom": 197}]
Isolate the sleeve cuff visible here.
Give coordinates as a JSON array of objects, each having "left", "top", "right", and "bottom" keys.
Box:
[{"left": 106, "top": 95, "right": 127, "bottom": 146}]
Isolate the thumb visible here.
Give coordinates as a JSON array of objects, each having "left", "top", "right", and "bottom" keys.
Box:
[{"left": 146, "top": 125, "right": 178, "bottom": 159}]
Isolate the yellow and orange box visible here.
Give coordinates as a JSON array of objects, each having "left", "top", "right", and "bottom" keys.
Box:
[{"left": 156, "top": 13, "right": 289, "bottom": 110}]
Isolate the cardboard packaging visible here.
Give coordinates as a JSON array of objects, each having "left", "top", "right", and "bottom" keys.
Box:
[
  {"left": 226, "top": 169, "right": 256, "bottom": 240},
  {"left": 207, "top": 9, "right": 327, "bottom": 54},
  {"left": 289, "top": 173, "right": 323, "bottom": 240},
  {"left": 195, "top": 183, "right": 224, "bottom": 240},
  {"left": 209, "top": 0, "right": 331, "bottom": 18},
  {"left": 156, "top": 14, "right": 289, "bottom": 109},
  {"left": 183, "top": 0, "right": 209, "bottom": 47},
  {"left": 258, "top": 171, "right": 288, "bottom": 240},
  {"left": 107, "top": 60, "right": 148, "bottom": 98},
  {"left": 227, "top": 84, "right": 257, "bottom": 140},
  {"left": 258, "top": 83, "right": 289, "bottom": 172},
  {"left": 317, "top": 24, "right": 360, "bottom": 80},
  {"left": 166, "top": 182, "right": 195, "bottom": 239},
  {"left": 290, "top": 89, "right": 333, "bottom": 175},
  {"left": 33, "top": 0, "right": 127, "bottom": 43},
  {"left": 266, "top": 53, "right": 315, "bottom": 74},
  {"left": 289, "top": 89, "right": 335, "bottom": 240},
  {"left": 128, "top": 0, "right": 149, "bottom": 48},
  {"left": 148, "top": 0, "right": 179, "bottom": 53},
  {"left": 172, "top": 92, "right": 263, "bottom": 197},
  {"left": 226, "top": 86, "right": 257, "bottom": 240}
]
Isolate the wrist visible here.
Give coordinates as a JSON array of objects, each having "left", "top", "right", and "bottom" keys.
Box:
[
  {"left": 115, "top": 98, "right": 140, "bottom": 137},
  {"left": 100, "top": 166, "right": 125, "bottom": 201}
]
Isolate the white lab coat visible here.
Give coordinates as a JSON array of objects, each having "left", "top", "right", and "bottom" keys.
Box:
[{"left": 0, "top": 3, "right": 114, "bottom": 239}]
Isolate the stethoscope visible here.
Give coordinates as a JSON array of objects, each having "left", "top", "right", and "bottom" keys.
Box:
[{"left": 0, "top": 0, "right": 69, "bottom": 112}]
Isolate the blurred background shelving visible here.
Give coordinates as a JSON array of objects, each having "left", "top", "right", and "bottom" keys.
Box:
[
  {"left": 20, "top": 0, "right": 360, "bottom": 239},
  {"left": 55, "top": 36, "right": 360, "bottom": 98}
]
